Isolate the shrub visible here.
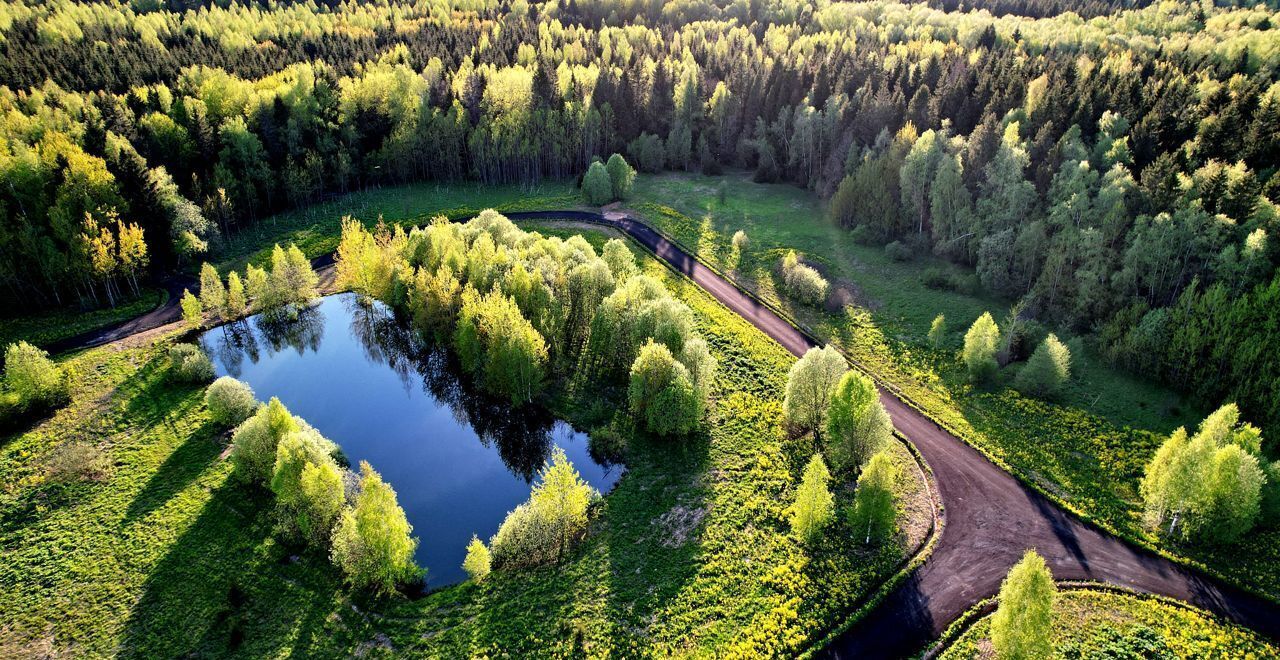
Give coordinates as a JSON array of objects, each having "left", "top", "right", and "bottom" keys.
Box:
[
  {"left": 271, "top": 428, "right": 342, "bottom": 544},
  {"left": 491, "top": 448, "right": 597, "bottom": 569},
  {"left": 605, "top": 153, "right": 636, "bottom": 200},
  {"left": 205, "top": 376, "right": 257, "bottom": 427},
  {"left": 779, "top": 251, "right": 829, "bottom": 306},
  {"left": 1014, "top": 333, "right": 1072, "bottom": 399},
  {"left": 826, "top": 371, "right": 893, "bottom": 472},
  {"left": 582, "top": 160, "right": 614, "bottom": 205},
  {"left": 463, "top": 535, "right": 491, "bottom": 582},
  {"left": 3, "top": 341, "right": 69, "bottom": 410},
  {"left": 168, "top": 344, "right": 214, "bottom": 383},
  {"left": 921, "top": 267, "right": 953, "bottom": 290},
  {"left": 884, "top": 240, "right": 913, "bottom": 262},
  {"left": 990, "top": 551, "right": 1056, "bottom": 660},
  {"left": 848, "top": 451, "right": 899, "bottom": 544},
  {"left": 628, "top": 341, "right": 702, "bottom": 436},
  {"left": 963, "top": 312, "right": 1000, "bottom": 382},
  {"left": 225, "top": 270, "right": 247, "bottom": 318},
  {"left": 790, "top": 453, "right": 834, "bottom": 544},
  {"left": 231, "top": 397, "right": 299, "bottom": 485},
  {"left": 783, "top": 345, "right": 848, "bottom": 436},
  {"left": 43, "top": 442, "right": 110, "bottom": 484},
  {"left": 331, "top": 461, "right": 421, "bottom": 595}
]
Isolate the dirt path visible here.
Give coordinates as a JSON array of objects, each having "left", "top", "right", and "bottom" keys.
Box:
[{"left": 52, "top": 210, "right": 1280, "bottom": 657}]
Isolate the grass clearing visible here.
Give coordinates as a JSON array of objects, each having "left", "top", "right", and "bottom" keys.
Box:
[
  {"left": 0, "top": 225, "right": 930, "bottom": 657},
  {"left": 937, "top": 589, "right": 1279, "bottom": 659},
  {"left": 626, "top": 171, "right": 1280, "bottom": 598}
]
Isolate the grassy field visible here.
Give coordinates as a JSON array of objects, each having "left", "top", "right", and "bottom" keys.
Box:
[
  {"left": 0, "top": 227, "right": 930, "bottom": 657},
  {"left": 211, "top": 180, "right": 579, "bottom": 273},
  {"left": 0, "top": 288, "right": 166, "bottom": 354},
  {"left": 625, "top": 171, "right": 1280, "bottom": 598},
  {"left": 937, "top": 589, "right": 1279, "bottom": 659}
]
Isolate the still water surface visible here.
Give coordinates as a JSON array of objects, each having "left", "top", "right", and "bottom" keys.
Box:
[{"left": 199, "top": 293, "right": 620, "bottom": 586}]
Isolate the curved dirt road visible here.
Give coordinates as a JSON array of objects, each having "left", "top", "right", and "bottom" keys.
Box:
[
  {"left": 509, "top": 210, "right": 1280, "bottom": 657},
  {"left": 50, "top": 209, "right": 1280, "bottom": 657}
]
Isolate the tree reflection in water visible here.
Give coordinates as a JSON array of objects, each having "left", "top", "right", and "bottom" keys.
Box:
[
  {"left": 347, "top": 296, "right": 559, "bottom": 483},
  {"left": 208, "top": 294, "right": 566, "bottom": 483}
]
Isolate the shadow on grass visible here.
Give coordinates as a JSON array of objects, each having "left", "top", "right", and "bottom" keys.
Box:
[{"left": 118, "top": 480, "right": 347, "bottom": 659}]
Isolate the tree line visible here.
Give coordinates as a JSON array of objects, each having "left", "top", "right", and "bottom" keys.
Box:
[{"left": 0, "top": 0, "right": 1276, "bottom": 427}]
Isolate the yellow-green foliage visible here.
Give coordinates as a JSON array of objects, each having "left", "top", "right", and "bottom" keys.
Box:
[
  {"left": 331, "top": 461, "right": 421, "bottom": 596},
  {"left": 963, "top": 312, "right": 1000, "bottom": 382},
  {"left": 790, "top": 453, "right": 834, "bottom": 544},
  {"left": 849, "top": 450, "right": 900, "bottom": 544},
  {"left": 490, "top": 447, "right": 598, "bottom": 569},
  {"left": 0, "top": 225, "right": 929, "bottom": 658},
  {"left": 990, "top": 551, "right": 1056, "bottom": 660},
  {"left": 783, "top": 345, "right": 847, "bottom": 436},
  {"left": 3, "top": 341, "right": 69, "bottom": 409},
  {"left": 203, "top": 376, "right": 257, "bottom": 427},
  {"left": 941, "top": 590, "right": 1279, "bottom": 659},
  {"left": 462, "top": 535, "right": 491, "bottom": 581}
]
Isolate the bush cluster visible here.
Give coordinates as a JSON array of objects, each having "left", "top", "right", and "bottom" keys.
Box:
[
  {"left": 780, "top": 251, "right": 828, "bottom": 306},
  {"left": 168, "top": 344, "right": 214, "bottom": 383},
  {"left": 1, "top": 341, "right": 71, "bottom": 426}
]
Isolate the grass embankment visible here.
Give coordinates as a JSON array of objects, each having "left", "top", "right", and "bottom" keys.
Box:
[
  {"left": 0, "top": 226, "right": 929, "bottom": 657},
  {"left": 937, "top": 589, "right": 1279, "bottom": 659},
  {"left": 0, "top": 288, "right": 166, "bottom": 353},
  {"left": 626, "top": 172, "right": 1280, "bottom": 598},
  {"left": 213, "top": 180, "right": 579, "bottom": 273}
]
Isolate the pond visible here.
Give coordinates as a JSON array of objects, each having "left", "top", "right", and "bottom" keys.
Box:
[{"left": 198, "top": 293, "right": 621, "bottom": 586}]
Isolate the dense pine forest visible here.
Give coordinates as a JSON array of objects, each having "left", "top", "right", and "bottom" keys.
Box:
[{"left": 1, "top": 0, "right": 1278, "bottom": 434}]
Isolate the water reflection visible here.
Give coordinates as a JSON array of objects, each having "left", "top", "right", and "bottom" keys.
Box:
[{"left": 198, "top": 293, "right": 620, "bottom": 585}]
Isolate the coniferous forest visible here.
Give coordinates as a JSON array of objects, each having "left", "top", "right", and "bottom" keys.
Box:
[{"left": 3, "top": 0, "right": 1280, "bottom": 656}]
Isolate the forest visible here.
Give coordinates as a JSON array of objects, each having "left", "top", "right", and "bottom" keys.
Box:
[{"left": 2, "top": 0, "right": 1278, "bottom": 434}]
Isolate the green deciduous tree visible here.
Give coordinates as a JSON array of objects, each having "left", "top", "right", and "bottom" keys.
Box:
[
  {"left": 784, "top": 345, "right": 848, "bottom": 436},
  {"left": 990, "top": 550, "right": 1056, "bottom": 660},
  {"left": 491, "top": 447, "right": 597, "bottom": 569},
  {"left": 628, "top": 340, "right": 702, "bottom": 436},
  {"left": 168, "top": 343, "right": 214, "bottom": 382},
  {"left": 180, "top": 289, "right": 203, "bottom": 328},
  {"left": 848, "top": 450, "right": 899, "bottom": 544},
  {"left": 780, "top": 251, "right": 829, "bottom": 306},
  {"left": 790, "top": 453, "right": 834, "bottom": 544},
  {"left": 605, "top": 153, "right": 636, "bottom": 200},
  {"left": 231, "top": 397, "right": 299, "bottom": 486},
  {"left": 199, "top": 263, "right": 225, "bottom": 319},
  {"left": 270, "top": 428, "right": 340, "bottom": 543},
  {"left": 1014, "top": 333, "right": 1072, "bottom": 399},
  {"left": 582, "top": 160, "right": 614, "bottom": 205},
  {"left": 455, "top": 287, "right": 548, "bottom": 405},
  {"left": 225, "top": 270, "right": 246, "bottom": 318},
  {"left": 298, "top": 459, "right": 346, "bottom": 548},
  {"left": 826, "top": 371, "right": 893, "bottom": 472},
  {"left": 1141, "top": 404, "right": 1266, "bottom": 544},
  {"left": 331, "top": 461, "right": 421, "bottom": 595},
  {"left": 963, "top": 312, "right": 1000, "bottom": 382}
]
